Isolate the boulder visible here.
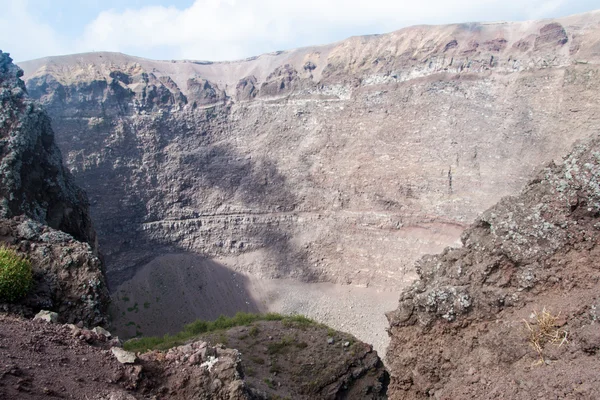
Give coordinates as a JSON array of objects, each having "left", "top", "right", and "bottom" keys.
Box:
[
  {"left": 111, "top": 347, "right": 137, "bottom": 364},
  {"left": 33, "top": 310, "right": 58, "bottom": 323}
]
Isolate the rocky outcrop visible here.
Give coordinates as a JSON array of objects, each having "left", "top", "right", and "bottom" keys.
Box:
[
  {"left": 385, "top": 133, "right": 600, "bottom": 399},
  {"left": 534, "top": 22, "right": 569, "bottom": 50},
  {"left": 137, "top": 342, "right": 255, "bottom": 399},
  {"left": 194, "top": 319, "right": 389, "bottom": 399},
  {"left": 235, "top": 76, "right": 258, "bottom": 101},
  {"left": 0, "top": 52, "right": 108, "bottom": 325},
  {"left": 187, "top": 77, "right": 227, "bottom": 106},
  {"left": 0, "top": 215, "right": 108, "bottom": 326},
  {"left": 258, "top": 64, "right": 303, "bottom": 97},
  {"left": 0, "top": 312, "right": 388, "bottom": 399},
  {"left": 0, "top": 51, "right": 96, "bottom": 248}
]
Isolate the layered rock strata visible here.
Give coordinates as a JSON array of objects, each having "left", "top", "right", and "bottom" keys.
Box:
[{"left": 18, "top": 12, "right": 600, "bottom": 290}]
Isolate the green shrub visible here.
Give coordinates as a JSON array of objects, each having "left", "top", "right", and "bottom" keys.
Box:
[
  {"left": 0, "top": 247, "right": 32, "bottom": 302},
  {"left": 249, "top": 325, "right": 260, "bottom": 337}
]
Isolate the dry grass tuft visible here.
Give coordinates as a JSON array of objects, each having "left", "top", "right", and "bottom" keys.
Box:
[{"left": 523, "top": 308, "right": 568, "bottom": 365}]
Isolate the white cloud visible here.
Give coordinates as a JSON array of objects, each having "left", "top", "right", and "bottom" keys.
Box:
[
  {"left": 0, "top": 0, "right": 66, "bottom": 61},
  {"left": 0, "top": 0, "right": 580, "bottom": 62}
]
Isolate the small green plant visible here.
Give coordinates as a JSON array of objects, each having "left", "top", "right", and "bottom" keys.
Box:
[
  {"left": 269, "top": 363, "right": 282, "bottom": 374},
  {"left": 0, "top": 247, "right": 32, "bottom": 302},
  {"left": 249, "top": 325, "right": 260, "bottom": 337},
  {"left": 263, "top": 378, "right": 276, "bottom": 389},
  {"left": 267, "top": 336, "right": 305, "bottom": 354},
  {"left": 127, "top": 303, "right": 139, "bottom": 313},
  {"left": 217, "top": 332, "right": 229, "bottom": 346},
  {"left": 281, "top": 314, "right": 315, "bottom": 328},
  {"left": 248, "top": 355, "right": 265, "bottom": 364}
]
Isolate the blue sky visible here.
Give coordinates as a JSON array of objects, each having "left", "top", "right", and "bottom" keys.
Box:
[{"left": 1, "top": 0, "right": 598, "bottom": 62}]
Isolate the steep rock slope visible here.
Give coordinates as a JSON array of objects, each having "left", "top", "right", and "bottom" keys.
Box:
[
  {"left": 386, "top": 133, "right": 600, "bottom": 398},
  {"left": 0, "top": 51, "right": 107, "bottom": 325},
  {"left": 18, "top": 11, "right": 600, "bottom": 292},
  {"left": 0, "top": 51, "right": 96, "bottom": 248}
]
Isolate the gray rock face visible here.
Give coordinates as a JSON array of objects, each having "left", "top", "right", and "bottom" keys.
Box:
[
  {"left": 17, "top": 12, "right": 600, "bottom": 292},
  {"left": 0, "top": 52, "right": 108, "bottom": 326},
  {"left": 0, "top": 216, "right": 109, "bottom": 326},
  {"left": 0, "top": 51, "right": 96, "bottom": 249}
]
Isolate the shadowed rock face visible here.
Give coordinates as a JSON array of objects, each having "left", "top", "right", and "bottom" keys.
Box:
[
  {"left": 0, "top": 52, "right": 107, "bottom": 325},
  {"left": 0, "top": 51, "right": 96, "bottom": 249},
  {"left": 385, "top": 134, "right": 600, "bottom": 399},
  {"left": 16, "top": 12, "right": 600, "bottom": 293}
]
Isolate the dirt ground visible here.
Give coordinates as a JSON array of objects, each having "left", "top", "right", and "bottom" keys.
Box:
[
  {"left": 0, "top": 312, "right": 389, "bottom": 400},
  {"left": 0, "top": 314, "right": 136, "bottom": 399}
]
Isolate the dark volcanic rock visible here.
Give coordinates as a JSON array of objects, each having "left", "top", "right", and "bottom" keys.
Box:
[
  {"left": 0, "top": 51, "right": 96, "bottom": 248},
  {"left": 535, "top": 22, "right": 569, "bottom": 50},
  {"left": 386, "top": 133, "right": 600, "bottom": 399},
  {"left": 0, "top": 216, "right": 108, "bottom": 326},
  {"left": 0, "top": 51, "right": 108, "bottom": 325},
  {"left": 235, "top": 75, "right": 258, "bottom": 101},
  {"left": 187, "top": 77, "right": 227, "bottom": 106}
]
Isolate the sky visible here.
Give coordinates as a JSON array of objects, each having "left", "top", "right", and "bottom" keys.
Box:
[{"left": 0, "top": 0, "right": 598, "bottom": 62}]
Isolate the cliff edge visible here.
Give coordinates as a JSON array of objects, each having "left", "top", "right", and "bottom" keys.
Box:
[
  {"left": 0, "top": 51, "right": 96, "bottom": 248},
  {"left": 0, "top": 51, "right": 108, "bottom": 325}
]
